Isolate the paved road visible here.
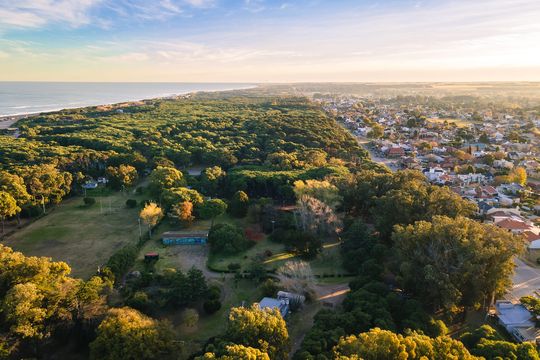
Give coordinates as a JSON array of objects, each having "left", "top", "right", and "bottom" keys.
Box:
[
  {"left": 355, "top": 136, "right": 399, "bottom": 171},
  {"left": 507, "top": 258, "right": 540, "bottom": 300}
]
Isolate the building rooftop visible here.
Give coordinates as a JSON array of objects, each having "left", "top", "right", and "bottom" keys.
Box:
[{"left": 258, "top": 297, "right": 289, "bottom": 318}]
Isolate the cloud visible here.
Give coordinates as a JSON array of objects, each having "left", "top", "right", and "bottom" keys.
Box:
[
  {"left": 183, "top": 0, "right": 214, "bottom": 7},
  {"left": 0, "top": 0, "right": 101, "bottom": 29}
]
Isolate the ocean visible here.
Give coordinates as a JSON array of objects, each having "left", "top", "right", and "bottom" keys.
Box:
[{"left": 0, "top": 82, "right": 255, "bottom": 117}]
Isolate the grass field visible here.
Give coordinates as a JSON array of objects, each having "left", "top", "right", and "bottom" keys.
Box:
[
  {"left": 3, "top": 188, "right": 147, "bottom": 279},
  {"left": 171, "top": 278, "right": 262, "bottom": 355}
]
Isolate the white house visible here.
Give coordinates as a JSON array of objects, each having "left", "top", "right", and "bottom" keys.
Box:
[{"left": 495, "top": 300, "right": 540, "bottom": 343}]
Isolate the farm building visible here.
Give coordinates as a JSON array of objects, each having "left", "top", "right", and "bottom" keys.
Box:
[{"left": 162, "top": 231, "right": 208, "bottom": 245}]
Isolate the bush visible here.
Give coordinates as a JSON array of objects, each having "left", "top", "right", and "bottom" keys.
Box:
[
  {"left": 126, "top": 199, "right": 137, "bottom": 208},
  {"left": 84, "top": 197, "right": 96, "bottom": 206},
  {"left": 227, "top": 263, "right": 241, "bottom": 271},
  {"left": 260, "top": 278, "right": 279, "bottom": 297},
  {"left": 208, "top": 223, "right": 252, "bottom": 255},
  {"left": 203, "top": 299, "right": 222, "bottom": 314},
  {"left": 207, "top": 285, "right": 221, "bottom": 300},
  {"left": 127, "top": 291, "right": 151, "bottom": 312},
  {"left": 182, "top": 308, "right": 199, "bottom": 327},
  {"left": 106, "top": 245, "right": 139, "bottom": 279}
]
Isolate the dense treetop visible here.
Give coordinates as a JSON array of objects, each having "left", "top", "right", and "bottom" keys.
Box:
[{"left": 0, "top": 95, "right": 367, "bottom": 171}]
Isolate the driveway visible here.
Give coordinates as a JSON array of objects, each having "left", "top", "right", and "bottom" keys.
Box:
[{"left": 507, "top": 258, "right": 540, "bottom": 300}]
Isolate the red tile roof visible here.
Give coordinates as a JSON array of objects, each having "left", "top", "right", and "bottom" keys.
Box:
[{"left": 496, "top": 218, "right": 530, "bottom": 231}]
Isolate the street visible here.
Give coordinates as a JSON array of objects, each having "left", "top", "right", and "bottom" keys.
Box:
[{"left": 507, "top": 258, "right": 540, "bottom": 301}]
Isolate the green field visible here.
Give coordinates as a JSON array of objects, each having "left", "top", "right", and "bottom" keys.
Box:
[{"left": 3, "top": 189, "right": 146, "bottom": 279}]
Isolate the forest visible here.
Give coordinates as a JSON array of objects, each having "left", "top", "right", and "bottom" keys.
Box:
[{"left": 0, "top": 92, "right": 532, "bottom": 359}]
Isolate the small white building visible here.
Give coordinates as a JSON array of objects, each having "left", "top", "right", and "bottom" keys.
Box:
[{"left": 496, "top": 300, "right": 540, "bottom": 343}]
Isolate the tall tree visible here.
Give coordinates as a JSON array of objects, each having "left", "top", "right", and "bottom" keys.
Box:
[
  {"left": 140, "top": 202, "right": 163, "bottom": 236},
  {"left": 149, "top": 166, "right": 185, "bottom": 196},
  {"left": 170, "top": 201, "right": 195, "bottom": 227},
  {"left": 229, "top": 190, "right": 249, "bottom": 218},
  {"left": 199, "top": 199, "right": 227, "bottom": 226},
  {"left": 200, "top": 166, "right": 226, "bottom": 196},
  {"left": 0, "top": 191, "right": 19, "bottom": 233},
  {"left": 106, "top": 164, "right": 138, "bottom": 189},
  {"left": 226, "top": 305, "right": 289, "bottom": 360},
  {"left": 334, "top": 327, "right": 478, "bottom": 360},
  {"left": 90, "top": 307, "right": 179, "bottom": 360},
  {"left": 393, "top": 216, "right": 524, "bottom": 311},
  {"left": 0, "top": 171, "right": 31, "bottom": 220}
]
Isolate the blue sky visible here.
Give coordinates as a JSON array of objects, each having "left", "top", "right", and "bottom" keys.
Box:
[{"left": 0, "top": 0, "right": 539, "bottom": 81}]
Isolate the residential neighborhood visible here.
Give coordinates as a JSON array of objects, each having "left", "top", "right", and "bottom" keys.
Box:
[{"left": 317, "top": 93, "right": 540, "bottom": 344}]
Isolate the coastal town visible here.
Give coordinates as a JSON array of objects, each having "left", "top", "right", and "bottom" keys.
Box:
[{"left": 318, "top": 94, "right": 540, "bottom": 343}]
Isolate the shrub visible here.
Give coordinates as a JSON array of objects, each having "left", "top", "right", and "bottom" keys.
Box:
[
  {"left": 83, "top": 197, "right": 96, "bottom": 206},
  {"left": 260, "top": 278, "right": 279, "bottom": 297},
  {"left": 126, "top": 199, "right": 137, "bottom": 208},
  {"left": 127, "top": 291, "right": 151, "bottom": 312},
  {"left": 207, "top": 285, "right": 221, "bottom": 300},
  {"left": 228, "top": 263, "right": 241, "bottom": 271},
  {"left": 203, "top": 299, "right": 222, "bottom": 314},
  {"left": 208, "top": 223, "right": 252, "bottom": 255},
  {"left": 106, "top": 245, "right": 138, "bottom": 279},
  {"left": 182, "top": 308, "right": 199, "bottom": 327}
]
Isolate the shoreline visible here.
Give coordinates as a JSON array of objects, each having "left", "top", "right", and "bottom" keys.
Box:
[{"left": 0, "top": 84, "right": 257, "bottom": 124}]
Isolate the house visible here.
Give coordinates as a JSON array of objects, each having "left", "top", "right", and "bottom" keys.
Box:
[
  {"left": 386, "top": 147, "right": 405, "bottom": 158},
  {"left": 161, "top": 231, "right": 208, "bottom": 245},
  {"left": 495, "top": 300, "right": 540, "bottom": 343},
  {"left": 477, "top": 201, "right": 494, "bottom": 215},
  {"left": 82, "top": 181, "right": 98, "bottom": 189},
  {"left": 258, "top": 297, "right": 289, "bottom": 318},
  {"left": 496, "top": 218, "right": 532, "bottom": 233},
  {"left": 423, "top": 167, "right": 446, "bottom": 182}
]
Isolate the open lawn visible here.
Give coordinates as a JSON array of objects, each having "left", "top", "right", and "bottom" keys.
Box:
[
  {"left": 168, "top": 278, "right": 262, "bottom": 355},
  {"left": 3, "top": 189, "right": 146, "bottom": 279},
  {"left": 208, "top": 236, "right": 350, "bottom": 277}
]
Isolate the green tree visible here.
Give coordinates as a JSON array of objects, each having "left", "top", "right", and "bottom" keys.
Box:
[
  {"left": 0, "top": 191, "right": 19, "bottom": 233},
  {"left": 199, "top": 344, "right": 270, "bottom": 360},
  {"left": 226, "top": 305, "right": 289, "bottom": 360},
  {"left": 208, "top": 223, "right": 250, "bottom": 254},
  {"left": 0, "top": 171, "right": 31, "bottom": 221},
  {"left": 106, "top": 164, "right": 138, "bottom": 189},
  {"left": 90, "top": 307, "right": 179, "bottom": 360},
  {"left": 21, "top": 164, "right": 73, "bottom": 213},
  {"left": 394, "top": 216, "right": 524, "bottom": 311},
  {"left": 334, "top": 327, "right": 478, "bottom": 360},
  {"left": 149, "top": 166, "right": 185, "bottom": 196},
  {"left": 229, "top": 190, "right": 249, "bottom": 218},
  {"left": 293, "top": 179, "right": 342, "bottom": 209},
  {"left": 200, "top": 166, "right": 226, "bottom": 196},
  {"left": 199, "top": 198, "right": 227, "bottom": 226},
  {"left": 162, "top": 187, "right": 204, "bottom": 210}
]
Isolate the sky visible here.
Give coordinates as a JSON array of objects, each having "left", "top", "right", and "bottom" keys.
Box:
[{"left": 0, "top": 0, "right": 539, "bottom": 82}]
